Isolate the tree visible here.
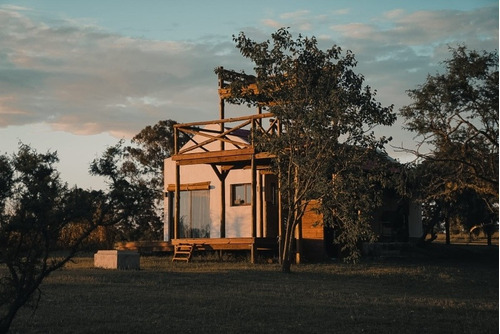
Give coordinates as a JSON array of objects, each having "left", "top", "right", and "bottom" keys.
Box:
[
  {"left": 90, "top": 120, "right": 189, "bottom": 241},
  {"left": 400, "top": 46, "right": 499, "bottom": 242},
  {"left": 90, "top": 141, "right": 161, "bottom": 241},
  {"left": 127, "top": 119, "right": 189, "bottom": 192},
  {"left": 224, "top": 29, "right": 395, "bottom": 271},
  {"left": 0, "top": 145, "right": 112, "bottom": 333},
  {"left": 322, "top": 147, "right": 409, "bottom": 261}
]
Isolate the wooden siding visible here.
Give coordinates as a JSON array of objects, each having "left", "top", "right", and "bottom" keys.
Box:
[
  {"left": 301, "top": 200, "right": 323, "bottom": 240},
  {"left": 301, "top": 200, "right": 328, "bottom": 261}
]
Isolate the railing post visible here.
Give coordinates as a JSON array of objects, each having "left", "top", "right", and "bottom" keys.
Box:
[
  {"left": 251, "top": 118, "right": 257, "bottom": 239},
  {"left": 174, "top": 126, "right": 180, "bottom": 240},
  {"left": 277, "top": 119, "right": 283, "bottom": 264},
  {"left": 219, "top": 67, "right": 226, "bottom": 238}
]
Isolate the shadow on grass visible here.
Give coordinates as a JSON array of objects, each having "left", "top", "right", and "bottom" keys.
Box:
[{"left": 6, "top": 243, "right": 498, "bottom": 334}]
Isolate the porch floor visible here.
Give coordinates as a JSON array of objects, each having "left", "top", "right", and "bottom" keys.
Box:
[{"left": 114, "top": 237, "right": 278, "bottom": 262}]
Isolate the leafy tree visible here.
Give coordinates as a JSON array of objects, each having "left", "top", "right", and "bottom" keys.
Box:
[
  {"left": 224, "top": 29, "right": 395, "bottom": 270},
  {"left": 90, "top": 120, "right": 189, "bottom": 241},
  {"left": 415, "top": 159, "right": 497, "bottom": 245},
  {"left": 322, "top": 147, "right": 409, "bottom": 261},
  {"left": 400, "top": 46, "right": 499, "bottom": 242},
  {"left": 0, "top": 145, "right": 113, "bottom": 333},
  {"left": 90, "top": 141, "right": 161, "bottom": 241},
  {"left": 127, "top": 119, "right": 189, "bottom": 192}
]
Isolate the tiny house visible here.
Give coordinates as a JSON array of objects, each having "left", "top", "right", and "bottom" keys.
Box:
[{"left": 162, "top": 68, "right": 422, "bottom": 262}]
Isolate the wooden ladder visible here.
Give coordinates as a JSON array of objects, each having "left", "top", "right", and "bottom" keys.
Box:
[{"left": 172, "top": 243, "right": 195, "bottom": 262}]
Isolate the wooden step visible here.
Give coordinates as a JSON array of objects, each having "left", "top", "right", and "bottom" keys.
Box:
[{"left": 172, "top": 243, "right": 195, "bottom": 262}]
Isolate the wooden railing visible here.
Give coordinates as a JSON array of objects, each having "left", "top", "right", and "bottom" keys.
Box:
[{"left": 173, "top": 112, "right": 278, "bottom": 157}]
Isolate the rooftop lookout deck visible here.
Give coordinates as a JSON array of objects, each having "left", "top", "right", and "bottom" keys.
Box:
[{"left": 172, "top": 113, "right": 277, "bottom": 168}]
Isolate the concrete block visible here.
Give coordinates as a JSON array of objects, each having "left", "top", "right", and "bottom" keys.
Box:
[{"left": 94, "top": 250, "right": 140, "bottom": 270}]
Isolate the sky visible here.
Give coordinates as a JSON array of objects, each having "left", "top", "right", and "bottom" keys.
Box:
[{"left": 0, "top": 0, "right": 498, "bottom": 190}]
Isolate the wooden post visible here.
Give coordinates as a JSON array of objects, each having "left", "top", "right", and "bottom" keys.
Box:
[
  {"left": 295, "top": 219, "right": 302, "bottom": 264},
  {"left": 220, "top": 170, "right": 226, "bottom": 238},
  {"left": 257, "top": 106, "right": 263, "bottom": 237},
  {"left": 250, "top": 242, "right": 256, "bottom": 264},
  {"left": 167, "top": 192, "right": 173, "bottom": 241},
  {"left": 277, "top": 119, "right": 283, "bottom": 264},
  {"left": 252, "top": 157, "right": 257, "bottom": 238},
  {"left": 251, "top": 119, "right": 257, "bottom": 239},
  {"left": 219, "top": 68, "right": 226, "bottom": 238},
  {"left": 174, "top": 126, "right": 180, "bottom": 240},
  {"left": 258, "top": 173, "right": 263, "bottom": 237},
  {"left": 174, "top": 164, "right": 180, "bottom": 239}
]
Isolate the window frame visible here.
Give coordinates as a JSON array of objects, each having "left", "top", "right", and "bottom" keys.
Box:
[{"left": 231, "top": 183, "right": 252, "bottom": 206}]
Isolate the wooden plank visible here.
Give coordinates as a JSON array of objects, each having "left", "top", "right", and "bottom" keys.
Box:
[
  {"left": 173, "top": 113, "right": 273, "bottom": 128},
  {"left": 173, "top": 150, "right": 257, "bottom": 166},
  {"left": 166, "top": 181, "right": 210, "bottom": 192},
  {"left": 218, "top": 83, "right": 259, "bottom": 99},
  {"left": 172, "top": 237, "right": 254, "bottom": 245},
  {"left": 176, "top": 155, "right": 254, "bottom": 166},
  {"left": 114, "top": 239, "right": 278, "bottom": 254},
  {"left": 173, "top": 148, "right": 254, "bottom": 161},
  {"left": 114, "top": 241, "right": 174, "bottom": 252},
  {"left": 173, "top": 151, "right": 274, "bottom": 167}
]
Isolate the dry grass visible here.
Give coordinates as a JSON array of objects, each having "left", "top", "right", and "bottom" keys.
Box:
[{"left": 5, "top": 244, "right": 499, "bottom": 334}]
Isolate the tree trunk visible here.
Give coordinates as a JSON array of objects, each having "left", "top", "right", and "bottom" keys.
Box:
[
  {"left": 445, "top": 217, "right": 451, "bottom": 245},
  {"left": 281, "top": 256, "right": 291, "bottom": 273},
  {"left": 281, "top": 215, "right": 296, "bottom": 273},
  {"left": 0, "top": 299, "right": 24, "bottom": 334}
]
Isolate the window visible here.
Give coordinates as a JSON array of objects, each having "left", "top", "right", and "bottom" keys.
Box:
[
  {"left": 231, "top": 183, "right": 251, "bottom": 206},
  {"left": 177, "top": 189, "right": 211, "bottom": 238}
]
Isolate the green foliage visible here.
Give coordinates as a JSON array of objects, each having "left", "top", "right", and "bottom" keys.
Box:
[
  {"left": 0, "top": 144, "right": 111, "bottom": 333},
  {"left": 400, "top": 46, "right": 499, "bottom": 241},
  {"left": 90, "top": 141, "right": 162, "bottom": 241},
  {"left": 400, "top": 46, "right": 498, "bottom": 197},
  {"left": 323, "top": 148, "right": 409, "bottom": 262},
  {"left": 227, "top": 29, "right": 396, "bottom": 267},
  {"left": 89, "top": 119, "right": 189, "bottom": 242},
  {"left": 127, "top": 119, "right": 188, "bottom": 191}
]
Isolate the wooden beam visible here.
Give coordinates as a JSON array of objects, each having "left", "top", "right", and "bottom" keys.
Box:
[
  {"left": 174, "top": 164, "right": 180, "bottom": 239},
  {"left": 251, "top": 119, "right": 257, "bottom": 239},
  {"left": 166, "top": 181, "right": 210, "bottom": 192},
  {"left": 172, "top": 149, "right": 274, "bottom": 166},
  {"left": 218, "top": 83, "right": 259, "bottom": 99},
  {"left": 221, "top": 176, "right": 226, "bottom": 238},
  {"left": 174, "top": 148, "right": 253, "bottom": 160},
  {"left": 173, "top": 112, "right": 273, "bottom": 128},
  {"left": 259, "top": 172, "right": 263, "bottom": 238},
  {"left": 173, "top": 148, "right": 257, "bottom": 166},
  {"left": 210, "top": 166, "right": 229, "bottom": 239}
]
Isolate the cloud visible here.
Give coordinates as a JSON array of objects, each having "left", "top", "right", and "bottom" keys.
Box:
[
  {"left": 261, "top": 18, "right": 282, "bottom": 29},
  {"left": 280, "top": 10, "right": 310, "bottom": 20},
  {"left": 332, "top": 9, "right": 350, "bottom": 15},
  {"left": 0, "top": 4, "right": 497, "bottom": 146},
  {"left": 327, "top": 5, "right": 498, "bottom": 105},
  {"left": 0, "top": 7, "right": 243, "bottom": 138},
  {"left": 331, "top": 6, "right": 498, "bottom": 48}
]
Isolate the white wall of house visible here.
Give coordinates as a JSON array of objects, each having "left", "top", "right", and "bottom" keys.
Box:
[{"left": 408, "top": 202, "right": 423, "bottom": 239}]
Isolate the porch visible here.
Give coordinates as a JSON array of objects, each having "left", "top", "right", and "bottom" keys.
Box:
[{"left": 115, "top": 237, "right": 278, "bottom": 263}]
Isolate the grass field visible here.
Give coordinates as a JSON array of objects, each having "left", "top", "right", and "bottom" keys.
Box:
[{"left": 6, "top": 243, "right": 499, "bottom": 334}]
